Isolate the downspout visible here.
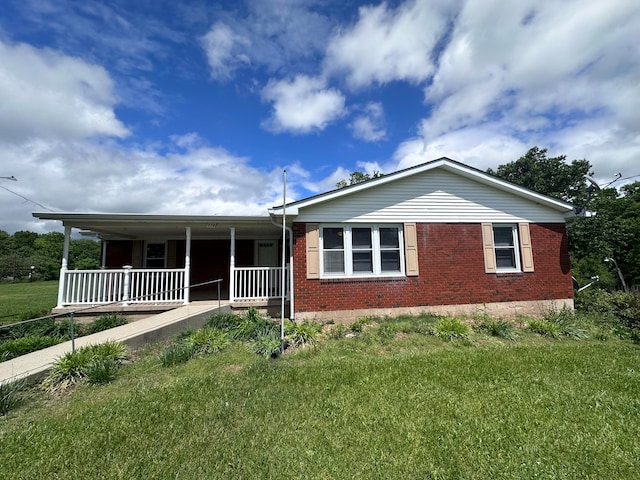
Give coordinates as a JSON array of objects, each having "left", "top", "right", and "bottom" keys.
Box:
[{"left": 270, "top": 215, "right": 294, "bottom": 320}]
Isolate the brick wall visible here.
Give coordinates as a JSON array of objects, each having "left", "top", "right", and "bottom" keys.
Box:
[{"left": 292, "top": 223, "right": 574, "bottom": 316}]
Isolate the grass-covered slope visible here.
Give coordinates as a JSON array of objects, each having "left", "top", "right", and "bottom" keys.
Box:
[{"left": 1, "top": 332, "right": 638, "bottom": 479}]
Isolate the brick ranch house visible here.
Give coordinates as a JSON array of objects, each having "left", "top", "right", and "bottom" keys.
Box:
[{"left": 34, "top": 158, "right": 575, "bottom": 321}]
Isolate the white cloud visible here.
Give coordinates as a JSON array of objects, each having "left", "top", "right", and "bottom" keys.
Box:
[
  {"left": 261, "top": 75, "right": 346, "bottom": 134},
  {"left": 0, "top": 41, "right": 129, "bottom": 142},
  {"left": 324, "top": 0, "right": 458, "bottom": 88},
  {"left": 349, "top": 102, "right": 387, "bottom": 142},
  {"left": 392, "top": 123, "right": 527, "bottom": 171},
  {"left": 201, "top": 22, "right": 251, "bottom": 80},
  {"left": 201, "top": 0, "right": 332, "bottom": 79},
  {"left": 422, "top": 0, "right": 640, "bottom": 139},
  {"left": 387, "top": 0, "right": 640, "bottom": 188},
  {"left": 0, "top": 137, "right": 311, "bottom": 234}
]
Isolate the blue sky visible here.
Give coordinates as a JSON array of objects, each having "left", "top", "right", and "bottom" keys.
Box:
[{"left": 1, "top": 0, "right": 639, "bottom": 233}]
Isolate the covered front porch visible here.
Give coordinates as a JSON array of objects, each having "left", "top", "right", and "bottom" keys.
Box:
[{"left": 33, "top": 213, "right": 292, "bottom": 311}]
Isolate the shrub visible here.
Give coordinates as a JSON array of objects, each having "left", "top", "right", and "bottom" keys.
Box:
[
  {"left": 431, "top": 318, "right": 470, "bottom": 341},
  {"left": 285, "top": 320, "right": 322, "bottom": 348},
  {"left": 160, "top": 342, "right": 195, "bottom": 367},
  {"left": 528, "top": 319, "right": 562, "bottom": 338},
  {"left": 186, "top": 328, "right": 229, "bottom": 355},
  {"left": 252, "top": 327, "right": 282, "bottom": 358},
  {"left": 474, "top": 318, "right": 517, "bottom": 340},
  {"left": 86, "top": 314, "right": 128, "bottom": 334},
  {"left": 576, "top": 289, "right": 640, "bottom": 333},
  {"left": 0, "top": 378, "right": 26, "bottom": 416},
  {"left": 0, "top": 335, "right": 63, "bottom": 360}
]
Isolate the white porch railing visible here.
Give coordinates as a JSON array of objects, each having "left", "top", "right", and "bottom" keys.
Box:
[
  {"left": 233, "top": 266, "right": 289, "bottom": 301},
  {"left": 58, "top": 265, "right": 288, "bottom": 306},
  {"left": 59, "top": 267, "right": 186, "bottom": 306}
]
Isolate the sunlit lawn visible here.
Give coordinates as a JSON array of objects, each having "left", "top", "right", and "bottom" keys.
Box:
[
  {"left": 0, "top": 281, "right": 57, "bottom": 325},
  {"left": 1, "top": 331, "right": 638, "bottom": 479}
]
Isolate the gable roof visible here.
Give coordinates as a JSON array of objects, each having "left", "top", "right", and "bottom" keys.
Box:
[{"left": 269, "top": 157, "right": 576, "bottom": 217}]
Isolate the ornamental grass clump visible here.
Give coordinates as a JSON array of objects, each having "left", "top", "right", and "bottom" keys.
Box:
[
  {"left": 474, "top": 318, "right": 517, "bottom": 340},
  {"left": 0, "top": 378, "right": 26, "bottom": 416},
  {"left": 542, "top": 307, "right": 588, "bottom": 339},
  {"left": 228, "top": 307, "right": 274, "bottom": 341},
  {"left": 159, "top": 341, "right": 195, "bottom": 367},
  {"left": 0, "top": 335, "right": 63, "bottom": 361},
  {"left": 86, "top": 313, "right": 128, "bottom": 334},
  {"left": 431, "top": 317, "right": 471, "bottom": 341},
  {"left": 528, "top": 319, "right": 562, "bottom": 338},
  {"left": 42, "top": 341, "right": 128, "bottom": 392},
  {"left": 284, "top": 320, "right": 322, "bottom": 348},
  {"left": 186, "top": 328, "right": 229, "bottom": 355},
  {"left": 205, "top": 312, "right": 240, "bottom": 330},
  {"left": 252, "top": 327, "right": 282, "bottom": 358}
]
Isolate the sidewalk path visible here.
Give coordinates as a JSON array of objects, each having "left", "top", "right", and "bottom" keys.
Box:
[{"left": 0, "top": 301, "right": 229, "bottom": 384}]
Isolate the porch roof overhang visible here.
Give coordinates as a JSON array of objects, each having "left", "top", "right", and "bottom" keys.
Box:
[{"left": 32, "top": 212, "right": 282, "bottom": 240}]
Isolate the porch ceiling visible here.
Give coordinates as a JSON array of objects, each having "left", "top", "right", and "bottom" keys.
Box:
[{"left": 33, "top": 212, "right": 283, "bottom": 240}]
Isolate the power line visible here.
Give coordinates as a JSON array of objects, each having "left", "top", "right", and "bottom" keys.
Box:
[{"left": 0, "top": 184, "right": 56, "bottom": 212}]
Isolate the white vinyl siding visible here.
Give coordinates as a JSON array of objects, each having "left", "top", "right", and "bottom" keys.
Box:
[
  {"left": 295, "top": 169, "right": 567, "bottom": 224},
  {"left": 319, "top": 225, "right": 404, "bottom": 278}
]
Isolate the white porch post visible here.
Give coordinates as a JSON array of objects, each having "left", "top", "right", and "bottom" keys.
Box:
[
  {"left": 184, "top": 226, "right": 191, "bottom": 304},
  {"left": 229, "top": 227, "right": 235, "bottom": 302},
  {"left": 56, "top": 225, "right": 72, "bottom": 308},
  {"left": 122, "top": 266, "right": 132, "bottom": 306},
  {"left": 100, "top": 240, "right": 108, "bottom": 268}
]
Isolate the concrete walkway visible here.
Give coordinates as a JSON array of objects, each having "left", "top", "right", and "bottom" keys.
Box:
[{"left": 0, "top": 301, "right": 230, "bottom": 384}]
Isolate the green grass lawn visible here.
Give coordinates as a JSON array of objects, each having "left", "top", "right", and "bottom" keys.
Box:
[
  {"left": 0, "top": 281, "right": 58, "bottom": 325},
  {"left": 1, "top": 332, "right": 638, "bottom": 479}
]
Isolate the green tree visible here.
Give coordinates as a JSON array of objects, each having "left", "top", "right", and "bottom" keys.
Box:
[
  {"left": 487, "top": 147, "right": 592, "bottom": 203},
  {"left": 336, "top": 170, "right": 384, "bottom": 189},
  {"left": 11, "top": 231, "right": 38, "bottom": 257},
  {"left": 69, "top": 239, "right": 101, "bottom": 269}
]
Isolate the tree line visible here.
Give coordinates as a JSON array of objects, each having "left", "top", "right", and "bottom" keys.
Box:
[
  {"left": 488, "top": 147, "right": 639, "bottom": 291},
  {"left": 0, "top": 231, "right": 100, "bottom": 281}
]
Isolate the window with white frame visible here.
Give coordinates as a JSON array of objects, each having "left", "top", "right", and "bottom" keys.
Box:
[
  {"left": 492, "top": 225, "right": 520, "bottom": 272},
  {"left": 145, "top": 242, "right": 166, "bottom": 268},
  {"left": 320, "top": 225, "right": 404, "bottom": 277}
]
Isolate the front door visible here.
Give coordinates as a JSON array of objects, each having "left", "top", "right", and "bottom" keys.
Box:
[{"left": 256, "top": 241, "right": 279, "bottom": 266}]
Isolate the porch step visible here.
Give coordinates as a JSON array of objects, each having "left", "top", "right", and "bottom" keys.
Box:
[{"left": 0, "top": 301, "right": 230, "bottom": 385}]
